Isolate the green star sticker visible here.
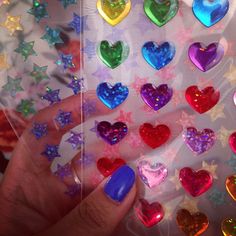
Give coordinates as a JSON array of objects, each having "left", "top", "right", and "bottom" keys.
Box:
[
  {"left": 14, "top": 41, "right": 37, "bottom": 61},
  {"left": 41, "top": 26, "right": 64, "bottom": 47},
  {"left": 27, "top": 0, "right": 49, "bottom": 23},
  {"left": 30, "top": 63, "right": 49, "bottom": 83},
  {"left": 16, "top": 99, "right": 36, "bottom": 117},
  {"left": 2, "top": 76, "right": 24, "bottom": 97}
]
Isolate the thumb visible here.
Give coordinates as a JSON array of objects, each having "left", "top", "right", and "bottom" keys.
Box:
[{"left": 40, "top": 165, "right": 136, "bottom": 236}]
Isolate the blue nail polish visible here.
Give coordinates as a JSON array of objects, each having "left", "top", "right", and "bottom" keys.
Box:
[{"left": 104, "top": 165, "right": 135, "bottom": 202}]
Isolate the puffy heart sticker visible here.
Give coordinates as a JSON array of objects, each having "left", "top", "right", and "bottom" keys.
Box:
[
  {"left": 98, "top": 40, "right": 129, "bottom": 69},
  {"left": 222, "top": 219, "right": 236, "bottom": 236},
  {"left": 97, "top": 121, "right": 128, "bottom": 145},
  {"left": 189, "top": 42, "right": 224, "bottom": 72},
  {"left": 229, "top": 132, "right": 236, "bottom": 154},
  {"left": 97, "top": 157, "right": 126, "bottom": 177},
  {"left": 139, "top": 123, "right": 171, "bottom": 149},
  {"left": 226, "top": 175, "right": 236, "bottom": 201},
  {"left": 97, "top": 82, "right": 129, "bottom": 109},
  {"left": 141, "top": 83, "right": 173, "bottom": 111},
  {"left": 185, "top": 86, "right": 220, "bottom": 114},
  {"left": 137, "top": 160, "right": 168, "bottom": 188},
  {"left": 144, "top": 0, "right": 179, "bottom": 27},
  {"left": 176, "top": 209, "right": 209, "bottom": 236},
  {"left": 192, "top": 0, "right": 229, "bottom": 27},
  {"left": 179, "top": 167, "right": 213, "bottom": 197},
  {"left": 97, "top": 0, "right": 131, "bottom": 26},
  {"left": 142, "top": 41, "right": 175, "bottom": 70},
  {"left": 135, "top": 199, "right": 164, "bottom": 228},
  {"left": 183, "top": 127, "right": 216, "bottom": 155}
]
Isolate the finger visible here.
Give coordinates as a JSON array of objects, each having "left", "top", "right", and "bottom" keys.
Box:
[{"left": 39, "top": 165, "right": 136, "bottom": 236}]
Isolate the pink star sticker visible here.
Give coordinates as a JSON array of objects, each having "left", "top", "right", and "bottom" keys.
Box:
[
  {"left": 175, "top": 28, "right": 193, "bottom": 46},
  {"left": 127, "top": 132, "right": 144, "bottom": 148},
  {"left": 114, "top": 110, "right": 134, "bottom": 124},
  {"left": 141, "top": 104, "right": 157, "bottom": 115},
  {"left": 197, "top": 77, "right": 213, "bottom": 88},
  {"left": 176, "top": 111, "right": 196, "bottom": 128},
  {"left": 131, "top": 75, "right": 148, "bottom": 94},
  {"left": 102, "top": 143, "right": 121, "bottom": 157},
  {"left": 155, "top": 65, "right": 176, "bottom": 81},
  {"left": 172, "top": 90, "right": 184, "bottom": 107}
]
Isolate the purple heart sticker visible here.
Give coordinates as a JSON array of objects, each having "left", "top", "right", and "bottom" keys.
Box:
[
  {"left": 97, "top": 121, "right": 128, "bottom": 145},
  {"left": 141, "top": 83, "right": 173, "bottom": 111},
  {"left": 188, "top": 42, "right": 224, "bottom": 72},
  {"left": 183, "top": 127, "right": 216, "bottom": 155}
]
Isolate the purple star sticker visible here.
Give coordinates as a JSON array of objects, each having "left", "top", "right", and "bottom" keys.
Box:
[
  {"left": 41, "top": 144, "right": 60, "bottom": 161},
  {"left": 90, "top": 120, "right": 100, "bottom": 137},
  {"left": 82, "top": 39, "right": 96, "bottom": 59},
  {"left": 55, "top": 109, "right": 73, "bottom": 128},
  {"left": 42, "top": 88, "right": 61, "bottom": 105},
  {"left": 31, "top": 122, "right": 48, "bottom": 139},
  {"left": 67, "top": 76, "right": 84, "bottom": 95},
  {"left": 55, "top": 163, "right": 72, "bottom": 180},
  {"left": 68, "top": 13, "right": 89, "bottom": 35},
  {"left": 64, "top": 184, "right": 81, "bottom": 198},
  {"left": 82, "top": 99, "right": 97, "bottom": 118},
  {"left": 56, "top": 53, "right": 75, "bottom": 70},
  {"left": 66, "top": 131, "right": 84, "bottom": 149}
]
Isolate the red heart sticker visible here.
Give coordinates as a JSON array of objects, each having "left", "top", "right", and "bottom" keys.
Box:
[
  {"left": 179, "top": 167, "right": 213, "bottom": 197},
  {"left": 185, "top": 86, "right": 220, "bottom": 114},
  {"left": 229, "top": 132, "right": 236, "bottom": 154},
  {"left": 135, "top": 199, "right": 164, "bottom": 228},
  {"left": 97, "top": 157, "right": 126, "bottom": 177},
  {"left": 139, "top": 123, "right": 170, "bottom": 149}
]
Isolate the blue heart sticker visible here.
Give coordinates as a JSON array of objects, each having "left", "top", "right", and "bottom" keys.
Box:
[
  {"left": 142, "top": 41, "right": 176, "bottom": 70},
  {"left": 97, "top": 82, "right": 129, "bottom": 109},
  {"left": 192, "top": 0, "right": 229, "bottom": 27}
]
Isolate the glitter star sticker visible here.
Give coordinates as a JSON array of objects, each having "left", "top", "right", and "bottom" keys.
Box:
[
  {"left": 217, "top": 126, "right": 234, "bottom": 147},
  {"left": 68, "top": 13, "right": 88, "bottom": 35},
  {"left": 202, "top": 161, "right": 218, "bottom": 179},
  {"left": 208, "top": 188, "right": 226, "bottom": 206},
  {"left": 27, "top": 0, "right": 49, "bottom": 23},
  {"left": 207, "top": 104, "right": 225, "bottom": 122},
  {"left": 16, "top": 99, "right": 36, "bottom": 117},
  {"left": 30, "top": 63, "right": 49, "bottom": 83},
  {"left": 114, "top": 110, "right": 134, "bottom": 124},
  {"left": 41, "top": 144, "right": 60, "bottom": 161},
  {"left": 66, "top": 131, "right": 84, "bottom": 149},
  {"left": 31, "top": 122, "right": 48, "bottom": 139},
  {"left": 0, "top": 53, "right": 9, "bottom": 70},
  {"left": 226, "top": 153, "right": 236, "bottom": 171},
  {"left": 56, "top": 53, "right": 75, "bottom": 70},
  {"left": 2, "top": 76, "right": 23, "bottom": 97},
  {"left": 169, "top": 169, "right": 182, "bottom": 191},
  {"left": 0, "top": 14, "right": 23, "bottom": 36},
  {"left": 55, "top": 109, "right": 73, "bottom": 128},
  {"left": 42, "top": 88, "right": 61, "bottom": 105},
  {"left": 224, "top": 64, "right": 236, "bottom": 86},
  {"left": 176, "top": 111, "right": 195, "bottom": 128},
  {"left": 41, "top": 26, "right": 64, "bottom": 47},
  {"left": 0, "top": 0, "right": 10, "bottom": 7},
  {"left": 59, "top": 0, "right": 77, "bottom": 8},
  {"left": 55, "top": 163, "right": 72, "bottom": 180},
  {"left": 67, "top": 76, "right": 84, "bottom": 95},
  {"left": 15, "top": 41, "right": 37, "bottom": 61}
]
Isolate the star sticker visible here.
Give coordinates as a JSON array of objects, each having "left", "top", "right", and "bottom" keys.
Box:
[
  {"left": 31, "top": 122, "right": 48, "bottom": 140},
  {"left": 130, "top": 75, "right": 148, "bottom": 94},
  {"left": 202, "top": 161, "right": 218, "bottom": 179},
  {"left": 55, "top": 109, "right": 73, "bottom": 128},
  {"left": 0, "top": 14, "right": 23, "bottom": 35},
  {"left": 92, "top": 65, "right": 112, "bottom": 82},
  {"left": 224, "top": 64, "right": 236, "bottom": 85},
  {"left": 67, "top": 76, "right": 84, "bottom": 95},
  {"left": 226, "top": 153, "right": 236, "bottom": 172},
  {"left": 42, "top": 88, "right": 61, "bottom": 105},
  {"left": 76, "top": 153, "right": 95, "bottom": 166},
  {"left": 103, "top": 143, "right": 121, "bottom": 158},
  {"left": 207, "top": 104, "right": 225, "bottom": 122},
  {"left": 27, "top": 0, "right": 49, "bottom": 23},
  {"left": 134, "top": 13, "right": 156, "bottom": 34},
  {"left": 56, "top": 53, "right": 75, "bottom": 70},
  {"left": 66, "top": 131, "right": 84, "bottom": 149},
  {"left": 41, "top": 144, "right": 61, "bottom": 161},
  {"left": 68, "top": 13, "right": 88, "bottom": 34},
  {"left": 179, "top": 196, "right": 199, "bottom": 213},
  {"left": 169, "top": 169, "right": 182, "bottom": 191},
  {"left": 217, "top": 126, "right": 234, "bottom": 147},
  {"left": 59, "top": 0, "right": 77, "bottom": 9},
  {"left": 16, "top": 99, "right": 36, "bottom": 117},
  {"left": 114, "top": 110, "right": 134, "bottom": 124},
  {"left": 176, "top": 111, "right": 195, "bottom": 128},
  {"left": 90, "top": 120, "right": 99, "bottom": 137},
  {"left": 175, "top": 28, "right": 193, "bottom": 46},
  {"left": 82, "top": 99, "right": 97, "bottom": 118},
  {"left": 41, "top": 26, "right": 64, "bottom": 47},
  {"left": 0, "top": 0, "right": 10, "bottom": 7},
  {"left": 82, "top": 39, "right": 96, "bottom": 59},
  {"left": 172, "top": 90, "right": 184, "bottom": 107},
  {"left": 126, "top": 132, "right": 143, "bottom": 148},
  {"left": 208, "top": 188, "right": 226, "bottom": 206},
  {"left": 30, "top": 63, "right": 49, "bottom": 83},
  {"left": 55, "top": 163, "right": 72, "bottom": 180},
  {"left": 2, "top": 76, "right": 23, "bottom": 97},
  {"left": 15, "top": 41, "right": 37, "bottom": 61},
  {"left": 155, "top": 65, "right": 176, "bottom": 81},
  {"left": 65, "top": 184, "right": 81, "bottom": 198},
  {"left": 0, "top": 53, "right": 9, "bottom": 70}
]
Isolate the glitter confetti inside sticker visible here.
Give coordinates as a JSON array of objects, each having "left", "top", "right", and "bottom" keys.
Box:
[{"left": 31, "top": 123, "right": 48, "bottom": 140}]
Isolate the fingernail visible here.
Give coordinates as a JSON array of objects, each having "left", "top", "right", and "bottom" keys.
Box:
[{"left": 104, "top": 165, "right": 135, "bottom": 202}]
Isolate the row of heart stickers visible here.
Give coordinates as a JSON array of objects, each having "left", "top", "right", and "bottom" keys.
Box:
[
  {"left": 97, "top": 82, "right": 220, "bottom": 114},
  {"left": 98, "top": 41, "right": 225, "bottom": 72},
  {"left": 97, "top": 0, "right": 230, "bottom": 28}
]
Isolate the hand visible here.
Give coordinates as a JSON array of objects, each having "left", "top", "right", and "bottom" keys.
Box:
[{"left": 0, "top": 92, "right": 137, "bottom": 236}]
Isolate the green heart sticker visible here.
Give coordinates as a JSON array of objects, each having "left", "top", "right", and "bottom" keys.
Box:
[
  {"left": 144, "top": 0, "right": 179, "bottom": 27},
  {"left": 98, "top": 40, "right": 129, "bottom": 69}
]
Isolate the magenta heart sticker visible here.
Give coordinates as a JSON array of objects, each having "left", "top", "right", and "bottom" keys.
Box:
[
  {"left": 137, "top": 160, "right": 168, "bottom": 188},
  {"left": 183, "top": 127, "right": 216, "bottom": 155},
  {"left": 188, "top": 42, "right": 224, "bottom": 72},
  {"left": 141, "top": 83, "right": 173, "bottom": 111},
  {"left": 97, "top": 121, "right": 128, "bottom": 145}
]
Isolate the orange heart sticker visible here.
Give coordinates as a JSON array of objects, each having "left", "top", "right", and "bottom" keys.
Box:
[
  {"left": 226, "top": 175, "right": 236, "bottom": 201},
  {"left": 176, "top": 209, "right": 209, "bottom": 236},
  {"left": 221, "top": 219, "right": 236, "bottom": 236}
]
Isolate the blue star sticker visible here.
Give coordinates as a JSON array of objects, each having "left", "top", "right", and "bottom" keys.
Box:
[
  {"left": 42, "top": 88, "right": 61, "bottom": 105},
  {"left": 67, "top": 76, "right": 84, "bottom": 95},
  {"left": 27, "top": 0, "right": 49, "bottom": 23},
  {"left": 41, "top": 26, "right": 64, "bottom": 47},
  {"left": 55, "top": 163, "right": 72, "bottom": 180},
  {"left": 15, "top": 41, "right": 37, "bottom": 61},
  {"left": 226, "top": 153, "right": 236, "bottom": 172},
  {"left": 56, "top": 53, "right": 75, "bottom": 70},
  {"left": 55, "top": 109, "right": 73, "bottom": 128},
  {"left": 2, "top": 76, "right": 24, "bottom": 97},
  {"left": 82, "top": 39, "right": 96, "bottom": 59},
  {"left": 208, "top": 188, "right": 226, "bottom": 206},
  {"left": 68, "top": 13, "right": 88, "bottom": 35},
  {"left": 31, "top": 123, "right": 48, "bottom": 140},
  {"left": 66, "top": 131, "right": 84, "bottom": 149},
  {"left": 42, "top": 144, "right": 61, "bottom": 161},
  {"left": 58, "top": 0, "right": 77, "bottom": 9}
]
